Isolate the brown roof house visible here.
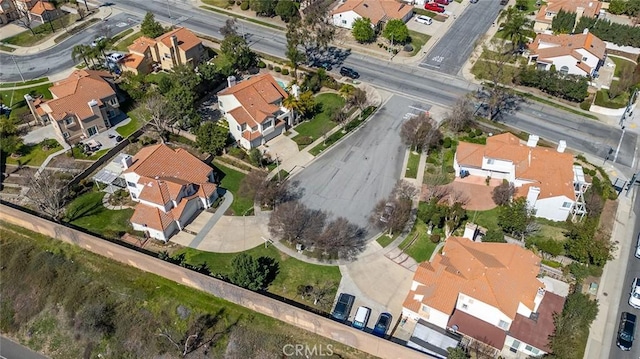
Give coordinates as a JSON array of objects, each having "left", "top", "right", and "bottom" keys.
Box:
[
  {"left": 527, "top": 31, "right": 607, "bottom": 77},
  {"left": 28, "top": 0, "right": 63, "bottom": 23},
  {"left": 454, "top": 133, "right": 590, "bottom": 222},
  {"left": 122, "top": 144, "right": 218, "bottom": 242},
  {"left": 0, "top": 0, "right": 20, "bottom": 25},
  {"left": 402, "top": 237, "right": 565, "bottom": 358},
  {"left": 121, "top": 27, "right": 205, "bottom": 75},
  {"left": 25, "top": 70, "right": 121, "bottom": 145},
  {"left": 533, "top": 0, "right": 602, "bottom": 33},
  {"left": 331, "top": 0, "right": 413, "bottom": 30},
  {"left": 217, "top": 74, "right": 291, "bottom": 149}
]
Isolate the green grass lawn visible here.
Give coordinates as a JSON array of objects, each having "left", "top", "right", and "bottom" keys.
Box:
[
  {"left": 111, "top": 28, "right": 134, "bottom": 43},
  {"left": 174, "top": 245, "right": 341, "bottom": 310},
  {"left": 517, "top": 91, "right": 600, "bottom": 120},
  {"left": 471, "top": 59, "right": 518, "bottom": 85},
  {"left": 292, "top": 93, "right": 345, "bottom": 147},
  {"left": 609, "top": 56, "right": 636, "bottom": 78},
  {"left": 6, "top": 141, "right": 61, "bottom": 166},
  {"left": 0, "top": 44, "right": 15, "bottom": 52},
  {"left": 214, "top": 163, "right": 253, "bottom": 215},
  {"left": 64, "top": 191, "right": 134, "bottom": 238},
  {"left": 3, "top": 14, "right": 76, "bottom": 46},
  {"left": 116, "top": 109, "right": 142, "bottom": 137},
  {"left": 405, "top": 151, "right": 421, "bottom": 179},
  {"left": 409, "top": 31, "right": 431, "bottom": 56},
  {"left": 54, "top": 18, "right": 100, "bottom": 44},
  {"left": 0, "top": 83, "right": 52, "bottom": 112},
  {"left": 201, "top": 0, "right": 233, "bottom": 8},
  {"left": 376, "top": 234, "right": 396, "bottom": 248},
  {"left": 113, "top": 31, "right": 143, "bottom": 52},
  {"left": 145, "top": 71, "right": 171, "bottom": 85},
  {"left": 467, "top": 207, "right": 501, "bottom": 230},
  {"left": 71, "top": 147, "right": 109, "bottom": 160},
  {"left": 0, "top": 77, "right": 49, "bottom": 89},
  {"left": 594, "top": 88, "right": 628, "bottom": 109},
  {"left": 400, "top": 220, "right": 438, "bottom": 263}
]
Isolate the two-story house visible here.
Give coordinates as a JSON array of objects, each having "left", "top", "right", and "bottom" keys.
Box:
[
  {"left": 0, "top": 0, "right": 19, "bottom": 24},
  {"left": 533, "top": 0, "right": 602, "bottom": 33},
  {"left": 122, "top": 144, "right": 218, "bottom": 242},
  {"left": 453, "top": 133, "right": 590, "bottom": 222},
  {"left": 331, "top": 0, "right": 413, "bottom": 30},
  {"left": 527, "top": 31, "right": 606, "bottom": 77},
  {"left": 121, "top": 27, "right": 205, "bottom": 75},
  {"left": 28, "top": 0, "right": 63, "bottom": 23},
  {"left": 402, "top": 237, "right": 566, "bottom": 358},
  {"left": 25, "top": 70, "right": 121, "bottom": 145},
  {"left": 218, "top": 74, "right": 291, "bottom": 149}
]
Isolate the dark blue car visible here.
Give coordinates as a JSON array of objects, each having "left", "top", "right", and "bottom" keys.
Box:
[{"left": 372, "top": 312, "right": 392, "bottom": 338}]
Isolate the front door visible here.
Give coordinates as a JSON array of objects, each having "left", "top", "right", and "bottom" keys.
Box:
[{"left": 87, "top": 126, "right": 98, "bottom": 137}]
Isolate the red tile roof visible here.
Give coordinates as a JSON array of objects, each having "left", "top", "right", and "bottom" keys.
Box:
[
  {"left": 131, "top": 203, "right": 175, "bottom": 231},
  {"left": 42, "top": 70, "right": 116, "bottom": 121},
  {"left": 156, "top": 27, "right": 201, "bottom": 52},
  {"left": 219, "top": 74, "right": 288, "bottom": 126},
  {"left": 332, "top": 0, "right": 413, "bottom": 25},
  {"left": 124, "top": 144, "right": 213, "bottom": 185},
  {"left": 128, "top": 36, "right": 156, "bottom": 54},
  {"left": 447, "top": 310, "right": 507, "bottom": 349},
  {"left": 509, "top": 291, "right": 566, "bottom": 352},
  {"left": 456, "top": 133, "right": 576, "bottom": 200},
  {"left": 535, "top": 0, "right": 602, "bottom": 24},
  {"left": 29, "top": 0, "right": 54, "bottom": 15},
  {"left": 529, "top": 33, "right": 606, "bottom": 64}
]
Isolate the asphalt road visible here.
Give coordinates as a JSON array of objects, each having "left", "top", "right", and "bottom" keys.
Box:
[
  {"left": 293, "top": 95, "right": 428, "bottom": 231},
  {"left": 0, "top": 12, "right": 138, "bottom": 81},
  {"left": 610, "top": 187, "right": 640, "bottom": 359},
  {"left": 0, "top": 336, "right": 49, "bottom": 359},
  {"left": 1, "top": 1, "right": 637, "bottom": 171},
  {"left": 420, "top": 1, "right": 504, "bottom": 75}
]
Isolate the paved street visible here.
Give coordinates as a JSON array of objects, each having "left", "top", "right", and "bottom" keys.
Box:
[
  {"left": 420, "top": 1, "right": 504, "bottom": 75},
  {"left": 293, "top": 95, "right": 430, "bottom": 231},
  {"left": 0, "top": 336, "right": 49, "bottom": 359}
]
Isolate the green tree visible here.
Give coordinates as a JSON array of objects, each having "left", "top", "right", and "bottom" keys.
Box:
[
  {"left": 608, "top": 0, "right": 628, "bottom": 15},
  {"left": 220, "top": 34, "right": 257, "bottom": 71},
  {"left": 248, "top": 148, "right": 264, "bottom": 167},
  {"left": 140, "top": 12, "right": 165, "bottom": 38},
  {"left": 228, "top": 254, "right": 277, "bottom": 291},
  {"left": 275, "top": 0, "right": 299, "bottom": 22},
  {"left": 447, "top": 347, "right": 468, "bottom": 359},
  {"left": 250, "top": 0, "right": 277, "bottom": 16},
  {"left": 551, "top": 9, "right": 577, "bottom": 34},
  {"left": 536, "top": 238, "right": 564, "bottom": 259},
  {"left": 71, "top": 44, "right": 91, "bottom": 68},
  {"left": 482, "top": 228, "right": 506, "bottom": 243},
  {"left": 497, "top": 6, "right": 532, "bottom": 51},
  {"left": 497, "top": 197, "right": 536, "bottom": 240},
  {"left": 196, "top": 122, "right": 229, "bottom": 155},
  {"left": 627, "top": 0, "right": 640, "bottom": 16},
  {"left": 548, "top": 292, "right": 598, "bottom": 359},
  {"left": 286, "top": 44, "right": 305, "bottom": 78},
  {"left": 383, "top": 19, "right": 410, "bottom": 44},
  {"left": 0, "top": 117, "right": 22, "bottom": 155},
  {"left": 119, "top": 72, "right": 150, "bottom": 101},
  {"left": 515, "top": 0, "right": 528, "bottom": 11},
  {"left": 351, "top": 17, "right": 375, "bottom": 43}
]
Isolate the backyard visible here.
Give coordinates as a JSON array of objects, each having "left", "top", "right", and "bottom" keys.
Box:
[
  {"left": 213, "top": 163, "right": 253, "bottom": 216},
  {"left": 64, "top": 190, "right": 134, "bottom": 239},
  {"left": 399, "top": 219, "right": 439, "bottom": 263},
  {"left": 0, "top": 83, "right": 53, "bottom": 122},
  {"left": 292, "top": 93, "right": 345, "bottom": 148},
  {"left": 6, "top": 139, "right": 62, "bottom": 166},
  {"left": 173, "top": 245, "right": 342, "bottom": 311}
]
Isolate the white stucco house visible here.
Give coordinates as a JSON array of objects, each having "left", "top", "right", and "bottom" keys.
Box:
[
  {"left": 527, "top": 31, "right": 606, "bottom": 77},
  {"left": 218, "top": 74, "right": 290, "bottom": 150},
  {"left": 122, "top": 144, "right": 218, "bottom": 242},
  {"left": 402, "top": 236, "right": 566, "bottom": 358},
  {"left": 533, "top": 0, "right": 602, "bottom": 33},
  {"left": 454, "top": 133, "right": 590, "bottom": 222},
  {"left": 331, "top": 0, "right": 414, "bottom": 29}
]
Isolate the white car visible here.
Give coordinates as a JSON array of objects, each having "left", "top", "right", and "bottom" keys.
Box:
[
  {"left": 107, "top": 53, "right": 125, "bottom": 63},
  {"left": 635, "top": 233, "right": 640, "bottom": 259},
  {"left": 415, "top": 16, "right": 433, "bottom": 25},
  {"left": 630, "top": 278, "right": 640, "bottom": 309},
  {"left": 90, "top": 36, "right": 106, "bottom": 47}
]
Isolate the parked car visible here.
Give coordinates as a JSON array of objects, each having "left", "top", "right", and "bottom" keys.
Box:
[
  {"left": 635, "top": 233, "right": 640, "bottom": 259},
  {"left": 90, "top": 36, "right": 106, "bottom": 47},
  {"left": 425, "top": 3, "right": 446, "bottom": 12},
  {"left": 629, "top": 278, "right": 640, "bottom": 309},
  {"left": 500, "top": 0, "right": 508, "bottom": 4},
  {"left": 331, "top": 293, "right": 355, "bottom": 322},
  {"left": 470, "top": 0, "right": 479, "bottom": 3},
  {"left": 107, "top": 53, "right": 125, "bottom": 63},
  {"left": 617, "top": 312, "right": 637, "bottom": 351},
  {"left": 372, "top": 312, "right": 392, "bottom": 337},
  {"left": 352, "top": 306, "right": 371, "bottom": 330},
  {"left": 434, "top": 0, "right": 450, "bottom": 5},
  {"left": 379, "top": 202, "right": 395, "bottom": 223},
  {"left": 311, "top": 61, "right": 332, "bottom": 71},
  {"left": 340, "top": 66, "right": 359, "bottom": 79},
  {"left": 414, "top": 15, "right": 433, "bottom": 25}
]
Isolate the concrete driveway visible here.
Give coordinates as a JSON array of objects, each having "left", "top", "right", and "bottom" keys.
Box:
[
  {"left": 293, "top": 95, "right": 432, "bottom": 231},
  {"left": 261, "top": 134, "right": 313, "bottom": 175}
]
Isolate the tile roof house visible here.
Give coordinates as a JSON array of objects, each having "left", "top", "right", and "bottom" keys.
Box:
[
  {"left": 13, "top": 0, "right": 38, "bottom": 12},
  {"left": 453, "top": 133, "right": 590, "bottom": 222},
  {"left": 218, "top": 74, "right": 291, "bottom": 149},
  {"left": 0, "top": 0, "right": 20, "bottom": 25},
  {"left": 331, "top": 0, "right": 414, "bottom": 29},
  {"left": 121, "top": 27, "right": 205, "bottom": 75},
  {"left": 402, "top": 237, "right": 564, "bottom": 358},
  {"left": 122, "top": 144, "right": 218, "bottom": 242},
  {"left": 25, "top": 70, "right": 121, "bottom": 145},
  {"left": 28, "top": 0, "right": 63, "bottom": 23},
  {"left": 533, "top": 0, "right": 602, "bottom": 33},
  {"left": 527, "top": 31, "right": 607, "bottom": 77}
]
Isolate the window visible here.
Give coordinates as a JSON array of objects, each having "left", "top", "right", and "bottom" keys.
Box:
[
  {"left": 487, "top": 159, "right": 495, "bottom": 165},
  {"left": 582, "top": 56, "right": 588, "bottom": 61},
  {"left": 531, "top": 348, "right": 540, "bottom": 355},
  {"left": 63, "top": 132, "right": 70, "bottom": 138},
  {"left": 525, "top": 345, "right": 533, "bottom": 351},
  {"left": 560, "top": 66, "right": 569, "bottom": 75},
  {"left": 236, "top": 125, "right": 241, "bottom": 131},
  {"left": 562, "top": 201, "right": 572, "bottom": 208},
  {"left": 263, "top": 120, "right": 272, "bottom": 129},
  {"left": 498, "top": 320, "right": 509, "bottom": 329},
  {"left": 127, "top": 181, "right": 137, "bottom": 188},
  {"left": 342, "top": 20, "right": 347, "bottom": 25},
  {"left": 510, "top": 339, "right": 521, "bottom": 352},
  {"left": 64, "top": 117, "right": 74, "bottom": 125},
  {"left": 461, "top": 304, "right": 468, "bottom": 310}
]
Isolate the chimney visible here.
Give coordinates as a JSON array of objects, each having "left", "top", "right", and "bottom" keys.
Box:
[
  {"left": 24, "top": 94, "right": 45, "bottom": 126},
  {"left": 583, "top": 27, "right": 589, "bottom": 35},
  {"left": 526, "top": 186, "right": 540, "bottom": 207},
  {"left": 88, "top": 99, "right": 101, "bottom": 118},
  {"left": 527, "top": 134, "right": 539, "bottom": 147},
  {"left": 170, "top": 34, "right": 181, "bottom": 65},
  {"left": 121, "top": 154, "right": 133, "bottom": 169},
  {"left": 557, "top": 140, "right": 567, "bottom": 153},
  {"left": 227, "top": 75, "right": 237, "bottom": 88},
  {"left": 463, "top": 223, "right": 478, "bottom": 241}
]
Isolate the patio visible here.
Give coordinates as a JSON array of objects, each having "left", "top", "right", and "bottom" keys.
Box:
[{"left": 423, "top": 176, "right": 501, "bottom": 211}]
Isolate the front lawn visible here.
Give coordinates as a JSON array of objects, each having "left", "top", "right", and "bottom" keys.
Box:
[
  {"left": 400, "top": 219, "right": 438, "bottom": 263},
  {"left": 467, "top": 207, "right": 501, "bottom": 230},
  {"left": 409, "top": 31, "right": 431, "bottom": 56},
  {"left": 113, "top": 31, "right": 143, "bottom": 52},
  {"left": 6, "top": 140, "right": 61, "bottom": 166},
  {"left": 610, "top": 56, "right": 636, "bottom": 78},
  {"left": 214, "top": 163, "right": 253, "bottom": 215},
  {"left": 292, "top": 93, "right": 345, "bottom": 148},
  {"left": 0, "top": 83, "right": 53, "bottom": 121},
  {"left": 64, "top": 191, "right": 134, "bottom": 239},
  {"left": 405, "top": 151, "right": 421, "bottom": 179},
  {"left": 3, "top": 14, "right": 76, "bottom": 46},
  {"left": 376, "top": 234, "right": 396, "bottom": 248},
  {"left": 174, "top": 245, "right": 342, "bottom": 310},
  {"left": 594, "top": 88, "right": 628, "bottom": 109}
]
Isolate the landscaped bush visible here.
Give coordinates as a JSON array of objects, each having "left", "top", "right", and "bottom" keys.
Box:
[
  {"left": 443, "top": 137, "right": 452, "bottom": 148},
  {"left": 515, "top": 67, "right": 589, "bottom": 102},
  {"left": 294, "top": 136, "right": 314, "bottom": 146},
  {"left": 594, "top": 90, "right": 627, "bottom": 109},
  {"left": 403, "top": 44, "right": 413, "bottom": 52},
  {"left": 267, "top": 63, "right": 273, "bottom": 70},
  {"left": 575, "top": 16, "right": 640, "bottom": 48},
  {"left": 240, "top": 0, "right": 249, "bottom": 10},
  {"left": 228, "top": 147, "right": 247, "bottom": 160},
  {"left": 429, "top": 234, "right": 441, "bottom": 243},
  {"left": 258, "top": 61, "right": 266, "bottom": 68},
  {"left": 274, "top": 66, "right": 281, "bottom": 73},
  {"left": 228, "top": 0, "right": 235, "bottom": 4},
  {"left": 282, "top": 68, "right": 290, "bottom": 75},
  {"left": 580, "top": 98, "right": 592, "bottom": 111},
  {"left": 446, "top": 166, "right": 455, "bottom": 174}
]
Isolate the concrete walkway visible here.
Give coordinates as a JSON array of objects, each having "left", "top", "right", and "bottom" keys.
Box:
[
  {"left": 187, "top": 191, "right": 233, "bottom": 248},
  {"left": 102, "top": 193, "right": 134, "bottom": 210},
  {"left": 35, "top": 146, "right": 70, "bottom": 176}
]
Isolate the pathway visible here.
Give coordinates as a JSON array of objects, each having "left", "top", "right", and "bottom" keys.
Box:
[{"left": 186, "top": 191, "right": 233, "bottom": 248}]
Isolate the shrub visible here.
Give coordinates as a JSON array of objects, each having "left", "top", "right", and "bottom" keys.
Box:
[
  {"left": 258, "top": 61, "right": 266, "bottom": 68},
  {"left": 430, "top": 234, "right": 441, "bottom": 243},
  {"left": 236, "top": 0, "right": 241, "bottom": 4},
  {"left": 281, "top": 68, "right": 289, "bottom": 75},
  {"left": 580, "top": 98, "right": 592, "bottom": 111},
  {"left": 228, "top": 0, "right": 235, "bottom": 4},
  {"left": 403, "top": 44, "right": 413, "bottom": 52},
  {"left": 240, "top": 0, "right": 249, "bottom": 10},
  {"left": 474, "top": 128, "right": 483, "bottom": 137},
  {"left": 446, "top": 166, "right": 455, "bottom": 174},
  {"left": 228, "top": 147, "right": 247, "bottom": 160},
  {"left": 294, "top": 136, "right": 313, "bottom": 146},
  {"left": 267, "top": 63, "right": 273, "bottom": 70},
  {"left": 443, "top": 137, "right": 452, "bottom": 148},
  {"left": 274, "top": 66, "right": 282, "bottom": 73}
]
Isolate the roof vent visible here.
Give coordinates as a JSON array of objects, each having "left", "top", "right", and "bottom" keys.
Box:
[
  {"left": 557, "top": 140, "right": 567, "bottom": 153},
  {"left": 88, "top": 99, "right": 98, "bottom": 107},
  {"left": 583, "top": 28, "right": 589, "bottom": 34},
  {"left": 363, "top": 3, "right": 368, "bottom": 7},
  {"left": 527, "top": 134, "right": 539, "bottom": 148}
]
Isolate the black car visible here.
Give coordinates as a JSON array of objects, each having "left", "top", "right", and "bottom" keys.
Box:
[
  {"left": 617, "top": 312, "right": 637, "bottom": 351},
  {"left": 311, "top": 61, "right": 332, "bottom": 71},
  {"left": 340, "top": 67, "right": 359, "bottom": 79},
  {"left": 372, "top": 312, "right": 392, "bottom": 338},
  {"left": 331, "top": 293, "right": 355, "bottom": 322}
]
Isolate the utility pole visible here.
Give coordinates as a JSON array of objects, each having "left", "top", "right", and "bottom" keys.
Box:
[
  {"left": 11, "top": 55, "right": 25, "bottom": 83},
  {"left": 613, "top": 126, "right": 626, "bottom": 163}
]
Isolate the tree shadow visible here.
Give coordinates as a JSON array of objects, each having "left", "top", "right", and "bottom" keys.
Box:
[{"left": 65, "top": 200, "right": 104, "bottom": 222}]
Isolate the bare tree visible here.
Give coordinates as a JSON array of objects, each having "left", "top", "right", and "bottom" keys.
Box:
[
  {"left": 268, "top": 201, "right": 326, "bottom": 247},
  {"left": 445, "top": 96, "right": 475, "bottom": 132},
  {"left": 26, "top": 169, "right": 70, "bottom": 222},
  {"left": 315, "top": 217, "right": 366, "bottom": 260},
  {"left": 309, "top": 280, "right": 338, "bottom": 307},
  {"left": 220, "top": 18, "right": 238, "bottom": 37},
  {"left": 157, "top": 313, "right": 226, "bottom": 357},
  {"left": 400, "top": 112, "right": 442, "bottom": 152},
  {"left": 239, "top": 170, "right": 300, "bottom": 209},
  {"left": 143, "top": 94, "right": 176, "bottom": 143},
  {"left": 393, "top": 179, "right": 418, "bottom": 201},
  {"left": 491, "top": 180, "right": 515, "bottom": 206},
  {"left": 331, "top": 109, "right": 348, "bottom": 126},
  {"left": 474, "top": 39, "right": 520, "bottom": 121},
  {"left": 423, "top": 173, "right": 451, "bottom": 202},
  {"left": 349, "top": 88, "right": 367, "bottom": 114},
  {"left": 370, "top": 197, "right": 412, "bottom": 236},
  {"left": 11, "top": 0, "right": 35, "bottom": 35}
]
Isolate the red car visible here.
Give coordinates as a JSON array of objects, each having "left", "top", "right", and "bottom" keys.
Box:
[
  {"left": 425, "top": 3, "right": 446, "bottom": 12},
  {"left": 434, "top": 0, "right": 450, "bottom": 5}
]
